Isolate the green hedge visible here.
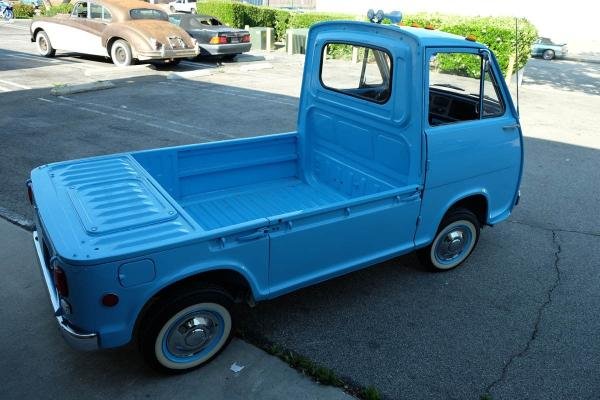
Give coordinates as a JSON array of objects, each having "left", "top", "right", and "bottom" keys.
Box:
[
  {"left": 197, "top": 1, "right": 352, "bottom": 41},
  {"left": 13, "top": 3, "right": 35, "bottom": 18},
  {"left": 196, "top": 2, "right": 537, "bottom": 74},
  {"left": 43, "top": 3, "right": 73, "bottom": 16},
  {"left": 402, "top": 14, "right": 536, "bottom": 73}
]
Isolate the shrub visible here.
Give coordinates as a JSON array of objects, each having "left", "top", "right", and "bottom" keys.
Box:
[
  {"left": 13, "top": 3, "right": 35, "bottom": 18},
  {"left": 402, "top": 14, "right": 537, "bottom": 73},
  {"left": 43, "top": 3, "right": 73, "bottom": 16},
  {"left": 196, "top": 2, "right": 537, "bottom": 74}
]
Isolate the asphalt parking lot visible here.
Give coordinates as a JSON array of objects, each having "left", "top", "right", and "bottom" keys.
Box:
[{"left": 2, "top": 18, "right": 600, "bottom": 400}]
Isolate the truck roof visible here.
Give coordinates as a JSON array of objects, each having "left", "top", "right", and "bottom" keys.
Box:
[{"left": 316, "top": 21, "right": 486, "bottom": 49}]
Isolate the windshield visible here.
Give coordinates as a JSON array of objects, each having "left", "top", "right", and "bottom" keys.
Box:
[{"left": 129, "top": 8, "right": 168, "bottom": 21}]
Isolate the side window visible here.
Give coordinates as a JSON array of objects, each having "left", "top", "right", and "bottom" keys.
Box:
[
  {"left": 72, "top": 2, "right": 88, "bottom": 18},
  {"left": 428, "top": 51, "right": 504, "bottom": 126},
  {"left": 321, "top": 43, "right": 392, "bottom": 103},
  {"left": 90, "top": 3, "right": 102, "bottom": 19},
  {"left": 482, "top": 64, "right": 505, "bottom": 118},
  {"left": 103, "top": 7, "right": 112, "bottom": 21}
]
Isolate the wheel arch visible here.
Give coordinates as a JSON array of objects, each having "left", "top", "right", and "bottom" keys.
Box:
[
  {"left": 446, "top": 193, "right": 489, "bottom": 227},
  {"left": 132, "top": 267, "right": 256, "bottom": 343}
]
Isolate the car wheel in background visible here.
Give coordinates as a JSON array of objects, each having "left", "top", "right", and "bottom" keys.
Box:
[
  {"left": 543, "top": 49, "right": 555, "bottom": 60},
  {"left": 110, "top": 39, "right": 133, "bottom": 67},
  {"left": 36, "top": 31, "right": 56, "bottom": 58},
  {"left": 191, "top": 8, "right": 196, "bottom": 14},
  {"left": 170, "top": 6, "right": 175, "bottom": 12}
]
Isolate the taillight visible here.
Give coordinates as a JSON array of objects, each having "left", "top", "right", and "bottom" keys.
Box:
[
  {"left": 53, "top": 266, "right": 69, "bottom": 297},
  {"left": 209, "top": 35, "right": 228, "bottom": 44},
  {"left": 242, "top": 34, "right": 250, "bottom": 43},
  {"left": 27, "top": 180, "right": 34, "bottom": 205}
]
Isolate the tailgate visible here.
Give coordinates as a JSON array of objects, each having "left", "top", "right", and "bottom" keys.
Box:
[{"left": 30, "top": 155, "right": 196, "bottom": 264}]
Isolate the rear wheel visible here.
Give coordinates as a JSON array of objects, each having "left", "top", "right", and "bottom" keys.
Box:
[
  {"left": 542, "top": 49, "right": 555, "bottom": 60},
  {"left": 418, "top": 208, "right": 480, "bottom": 271},
  {"left": 139, "top": 284, "right": 234, "bottom": 373},
  {"left": 4, "top": 9, "right": 13, "bottom": 20},
  {"left": 110, "top": 39, "right": 133, "bottom": 67},
  {"left": 36, "top": 31, "right": 55, "bottom": 57}
]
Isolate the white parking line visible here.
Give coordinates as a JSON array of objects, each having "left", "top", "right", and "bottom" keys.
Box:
[
  {"left": 0, "top": 79, "right": 31, "bottom": 90},
  {"left": 48, "top": 95, "right": 229, "bottom": 140},
  {"left": 162, "top": 80, "right": 297, "bottom": 107},
  {"left": 37, "top": 97, "right": 55, "bottom": 103}
]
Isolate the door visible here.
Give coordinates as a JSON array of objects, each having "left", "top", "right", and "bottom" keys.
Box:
[
  {"left": 424, "top": 47, "right": 522, "bottom": 222},
  {"left": 50, "top": 1, "right": 106, "bottom": 56}
]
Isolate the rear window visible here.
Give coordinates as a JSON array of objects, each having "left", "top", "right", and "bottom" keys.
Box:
[
  {"left": 129, "top": 8, "right": 168, "bottom": 21},
  {"left": 320, "top": 43, "right": 392, "bottom": 104}
]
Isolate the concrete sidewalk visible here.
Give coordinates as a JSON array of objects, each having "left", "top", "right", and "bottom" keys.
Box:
[{"left": 0, "top": 218, "right": 354, "bottom": 400}]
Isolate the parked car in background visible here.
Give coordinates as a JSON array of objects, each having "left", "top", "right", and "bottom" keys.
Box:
[
  {"left": 168, "top": 13, "right": 250, "bottom": 59},
  {"left": 168, "top": 0, "right": 196, "bottom": 13},
  {"left": 0, "top": 0, "right": 13, "bottom": 21},
  {"left": 531, "top": 37, "right": 568, "bottom": 60},
  {"left": 30, "top": 0, "right": 199, "bottom": 66}
]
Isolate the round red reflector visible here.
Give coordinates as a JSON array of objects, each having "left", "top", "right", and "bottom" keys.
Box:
[{"left": 102, "top": 293, "right": 119, "bottom": 307}]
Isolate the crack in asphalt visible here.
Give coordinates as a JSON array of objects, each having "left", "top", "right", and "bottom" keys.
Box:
[
  {"left": 483, "top": 231, "right": 562, "bottom": 397},
  {"left": 509, "top": 219, "right": 600, "bottom": 238}
]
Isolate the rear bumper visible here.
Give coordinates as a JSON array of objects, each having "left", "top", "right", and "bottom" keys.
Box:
[
  {"left": 33, "top": 230, "right": 99, "bottom": 351},
  {"left": 137, "top": 47, "right": 200, "bottom": 61},
  {"left": 199, "top": 43, "right": 252, "bottom": 56}
]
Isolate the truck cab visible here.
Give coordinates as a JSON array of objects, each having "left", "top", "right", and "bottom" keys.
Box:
[{"left": 29, "top": 17, "right": 522, "bottom": 372}]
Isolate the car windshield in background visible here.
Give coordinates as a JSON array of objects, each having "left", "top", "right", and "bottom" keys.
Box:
[
  {"left": 129, "top": 8, "right": 168, "bottom": 21},
  {"left": 187, "top": 16, "right": 223, "bottom": 28}
]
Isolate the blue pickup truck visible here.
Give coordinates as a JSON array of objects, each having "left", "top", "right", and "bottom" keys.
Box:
[{"left": 29, "top": 16, "right": 523, "bottom": 372}]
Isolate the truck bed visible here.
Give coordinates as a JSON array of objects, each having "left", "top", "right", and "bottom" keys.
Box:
[{"left": 180, "top": 177, "right": 345, "bottom": 230}]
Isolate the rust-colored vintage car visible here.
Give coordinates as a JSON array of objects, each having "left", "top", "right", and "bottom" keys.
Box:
[{"left": 29, "top": 0, "right": 199, "bottom": 66}]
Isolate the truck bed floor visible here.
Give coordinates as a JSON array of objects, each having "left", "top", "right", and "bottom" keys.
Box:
[{"left": 179, "top": 178, "right": 346, "bottom": 230}]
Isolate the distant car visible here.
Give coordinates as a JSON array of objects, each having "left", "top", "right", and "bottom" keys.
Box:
[
  {"left": 20, "top": 0, "right": 43, "bottom": 8},
  {"left": 30, "top": 0, "right": 199, "bottom": 66},
  {"left": 531, "top": 37, "right": 568, "bottom": 60},
  {"left": 168, "top": 13, "right": 251, "bottom": 59},
  {"left": 168, "top": 0, "right": 196, "bottom": 14}
]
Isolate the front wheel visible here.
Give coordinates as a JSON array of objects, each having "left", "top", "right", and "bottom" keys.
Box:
[
  {"left": 542, "top": 49, "right": 555, "bottom": 60},
  {"left": 36, "top": 30, "right": 55, "bottom": 57},
  {"left": 417, "top": 208, "right": 480, "bottom": 271},
  {"left": 3, "top": 9, "right": 13, "bottom": 20},
  {"left": 110, "top": 39, "right": 133, "bottom": 67},
  {"left": 139, "top": 284, "right": 234, "bottom": 373}
]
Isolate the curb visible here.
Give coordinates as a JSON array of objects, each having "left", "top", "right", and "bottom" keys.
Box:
[
  {"left": 0, "top": 207, "right": 34, "bottom": 231},
  {"left": 239, "top": 62, "right": 273, "bottom": 72},
  {"left": 50, "top": 81, "right": 115, "bottom": 96},
  {"left": 167, "top": 69, "right": 218, "bottom": 80}
]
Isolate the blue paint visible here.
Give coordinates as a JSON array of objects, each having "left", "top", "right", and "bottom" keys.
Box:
[{"left": 30, "top": 20, "right": 522, "bottom": 351}]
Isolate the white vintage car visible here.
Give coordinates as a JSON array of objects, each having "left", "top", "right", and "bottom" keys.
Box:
[{"left": 29, "top": 0, "right": 199, "bottom": 66}]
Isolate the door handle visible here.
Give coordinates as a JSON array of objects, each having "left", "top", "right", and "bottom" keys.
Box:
[
  {"left": 502, "top": 123, "right": 520, "bottom": 130},
  {"left": 237, "top": 230, "right": 267, "bottom": 242}
]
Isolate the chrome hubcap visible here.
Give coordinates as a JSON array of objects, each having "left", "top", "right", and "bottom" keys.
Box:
[
  {"left": 166, "top": 313, "right": 219, "bottom": 357},
  {"left": 39, "top": 38, "right": 47, "bottom": 52},
  {"left": 115, "top": 47, "right": 126, "bottom": 63},
  {"left": 437, "top": 229, "right": 467, "bottom": 260}
]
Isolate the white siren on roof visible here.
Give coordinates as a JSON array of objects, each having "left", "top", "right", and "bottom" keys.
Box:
[{"left": 367, "top": 9, "right": 403, "bottom": 24}]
